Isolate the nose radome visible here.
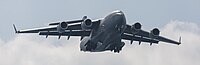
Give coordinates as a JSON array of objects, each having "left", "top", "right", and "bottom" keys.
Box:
[
  {"left": 115, "top": 12, "right": 123, "bottom": 16},
  {"left": 112, "top": 10, "right": 123, "bottom": 15},
  {"left": 113, "top": 10, "right": 126, "bottom": 22},
  {"left": 113, "top": 10, "right": 122, "bottom": 13}
]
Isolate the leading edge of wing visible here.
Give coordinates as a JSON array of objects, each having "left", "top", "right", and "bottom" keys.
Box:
[
  {"left": 13, "top": 25, "right": 57, "bottom": 33},
  {"left": 49, "top": 16, "right": 87, "bottom": 25},
  {"left": 155, "top": 36, "right": 181, "bottom": 45}
]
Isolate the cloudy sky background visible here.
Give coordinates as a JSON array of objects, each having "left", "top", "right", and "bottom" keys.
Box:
[{"left": 0, "top": 0, "right": 200, "bottom": 65}]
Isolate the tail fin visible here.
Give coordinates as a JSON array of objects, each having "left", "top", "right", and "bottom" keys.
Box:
[{"left": 13, "top": 24, "right": 18, "bottom": 33}]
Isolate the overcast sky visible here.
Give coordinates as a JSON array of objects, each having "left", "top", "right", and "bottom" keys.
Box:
[
  {"left": 0, "top": 0, "right": 200, "bottom": 65},
  {"left": 0, "top": 0, "right": 200, "bottom": 40}
]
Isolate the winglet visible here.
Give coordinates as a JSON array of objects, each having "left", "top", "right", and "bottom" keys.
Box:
[
  {"left": 178, "top": 36, "right": 181, "bottom": 45},
  {"left": 13, "top": 24, "right": 18, "bottom": 33}
]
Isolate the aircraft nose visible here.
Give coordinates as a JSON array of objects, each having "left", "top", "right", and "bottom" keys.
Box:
[
  {"left": 113, "top": 10, "right": 125, "bottom": 20},
  {"left": 111, "top": 10, "right": 126, "bottom": 24},
  {"left": 113, "top": 10, "right": 124, "bottom": 16},
  {"left": 113, "top": 10, "right": 123, "bottom": 13}
]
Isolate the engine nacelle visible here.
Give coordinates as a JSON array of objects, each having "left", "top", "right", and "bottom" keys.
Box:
[
  {"left": 57, "top": 22, "right": 68, "bottom": 33},
  {"left": 150, "top": 28, "right": 160, "bottom": 36},
  {"left": 81, "top": 19, "right": 93, "bottom": 30},
  {"left": 131, "top": 22, "right": 142, "bottom": 34}
]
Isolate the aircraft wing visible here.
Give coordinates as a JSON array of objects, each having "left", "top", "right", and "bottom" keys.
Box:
[
  {"left": 13, "top": 24, "right": 84, "bottom": 33},
  {"left": 13, "top": 16, "right": 101, "bottom": 39},
  {"left": 123, "top": 24, "right": 181, "bottom": 45},
  {"left": 122, "top": 34, "right": 159, "bottom": 44},
  {"left": 48, "top": 16, "right": 88, "bottom": 25}
]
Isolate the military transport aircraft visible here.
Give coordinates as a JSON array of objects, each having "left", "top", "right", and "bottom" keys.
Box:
[{"left": 13, "top": 10, "right": 181, "bottom": 53}]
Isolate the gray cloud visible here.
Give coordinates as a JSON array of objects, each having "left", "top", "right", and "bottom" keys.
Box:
[{"left": 0, "top": 21, "right": 200, "bottom": 65}]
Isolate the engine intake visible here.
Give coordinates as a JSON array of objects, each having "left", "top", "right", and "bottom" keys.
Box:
[
  {"left": 131, "top": 22, "right": 142, "bottom": 34},
  {"left": 60, "top": 22, "right": 68, "bottom": 28},
  {"left": 151, "top": 28, "right": 160, "bottom": 36},
  {"left": 57, "top": 22, "right": 68, "bottom": 33},
  {"left": 81, "top": 19, "right": 93, "bottom": 30}
]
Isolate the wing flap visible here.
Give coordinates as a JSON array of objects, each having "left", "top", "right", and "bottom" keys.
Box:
[
  {"left": 122, "top": 34, "right": 159, "bottom": 43},
  {"left": 39, "top": 30, "right": 91, "bottom": 36}
]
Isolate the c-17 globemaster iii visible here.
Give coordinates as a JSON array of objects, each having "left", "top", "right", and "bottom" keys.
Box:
[{"left": 13, "top": 10, "right": 181, "bottom": 53}]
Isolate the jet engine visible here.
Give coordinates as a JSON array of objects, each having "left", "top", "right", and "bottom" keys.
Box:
[
  {"left": 131, "top": 22, "right": 142, "bottom": 34},
  {"left": 148, "top": 28, "right": 160, "bottom": 45},
  {"left": 150, "top": 28, "right": 160, "bottom": 36},
  {"left": 81, "top": 19, "right": 93, "bottom": 30},
  {"left": 57, "top": 22, "right": 68, "bottom": 33}
]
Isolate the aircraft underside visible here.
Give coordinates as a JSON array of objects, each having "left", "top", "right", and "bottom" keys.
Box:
[{"left": 80, "top": 31, "right": 125, "bottom": 53}]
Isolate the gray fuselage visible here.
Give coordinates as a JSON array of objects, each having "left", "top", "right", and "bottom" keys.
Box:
[{"left": 80, "top": 10, "right": 126, "bottom": 52}]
